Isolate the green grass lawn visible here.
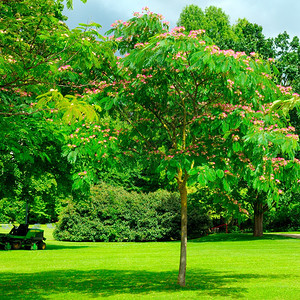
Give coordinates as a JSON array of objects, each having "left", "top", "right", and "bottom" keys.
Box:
[{"left": 0, "top": 225, "right": 299, "bottom": 299}]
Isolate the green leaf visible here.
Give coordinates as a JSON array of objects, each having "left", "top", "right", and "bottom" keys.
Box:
[
  {"left": 272, "top": 64, "right": 279, "bottom": 75},
  {"left": 238, "top": 73, "right": 247, "bottom": 86},
  {"left": 222, "top": 121, "right": 229, "bottom": 133},
  {"left": 188, "top": 168, "right": 199, "bottom": 176},
  {"left": 198, "top": 173, "right": 207, "bottom": 186},
  {"left": 223, "top": 178, "right": 230, "bottom": 192},
  {"left": 156, "top": 161, "right": 167, "bottom": 172},
  {"left": 216, "top": 169, "right": 224, "bottom": 178},
  {"left": 104, "top": 99, "right": 114, "bottom": 110},
  {"left": 67, "top": 150, "right": 78, "bottom": 164},
  {"left": 206, "top": 168, "right": 217, "bottom": 182},
  {"left": 208, "top": 58, "right": 216, "bottom": 71},
  {"left": 66, "top": 0, "right": 73, "bottom": 9},
  {"left": 233, "top": 142, "right": 241, "bottom": 152},
  {"left": 166, "top": 167, "right": 177, "bottom": 180}
]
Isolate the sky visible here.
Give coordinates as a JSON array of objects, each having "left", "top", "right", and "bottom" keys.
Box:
[{"left": 63, "top": 0, "right": 300, "bottom": 39}]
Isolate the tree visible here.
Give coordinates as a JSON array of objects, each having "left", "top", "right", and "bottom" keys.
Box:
[
  {"left": 274, "top": 32, "right": 300, "bottom": 93},
  {"left": 177, "top": 5, "right": 236, "bottom": 49},
  {"left": 0, "top": 0, "right": 114, "bottom": 220},
  {"left": 176, "top": 5, "right": 204, "bottom": 33},
  {"left": 62, "top": 8, "right": 300, "bottom": 286},
  {"left": 233, "top": 18, "right": 275, "bottom": 59}
]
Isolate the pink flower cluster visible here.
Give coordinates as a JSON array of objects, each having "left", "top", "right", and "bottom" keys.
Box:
[
  {"left": 227, "top": 79, "right": 234, "bottom": 89},
  {"left": 276, "top": 85, "right": 293, "bottom": 96},
  {"left": 257, "top": 125, "right": 296, "bottom": 135},
  {"left": 78, "top": 171, "right": 87, "bottom": 176},
  {"left": 156, "top": 27, "right": 187, "bottom": 40},
  {"left": 131, "top": 8, "right": 165, "bottom": 21},
  {"left": 232, "top": 135, "right": 240, "bottom": 142},
  {"left": 174, "top": 51, "right": 187, "bottom": 61},
  {"left": 134, "top": 42, "right": 149, "bottom": 49},
  {"left": 286, "top": 134, "right": 299, "bottom": 140},
  {"left": 58, "top": 65, "right": 72, "bottom": 72},
  {"left": 204, "top": 46, "right": 247, "bottom": 60},
  {"left": 188, "top": 29, "right": 205, "bottom": 38},
  {"left": 111, "top": 19, "right": 123, "bottom": 28}
]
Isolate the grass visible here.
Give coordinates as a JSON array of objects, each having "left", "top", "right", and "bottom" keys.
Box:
[{"left": 0, "top": 225, "right": 299, "bottom": 299}]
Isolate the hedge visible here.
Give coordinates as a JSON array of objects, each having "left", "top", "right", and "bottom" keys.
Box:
[{"left": 54, "top": 183, "right": 212, "bottom": 242}]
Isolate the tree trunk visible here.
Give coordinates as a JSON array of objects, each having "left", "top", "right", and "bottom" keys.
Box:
[
  {"left": 177, "top": 178, "right": 188, "bottom": 287},
  {"left": 253, "top": 202, "right": 264, "bottom": 237}
]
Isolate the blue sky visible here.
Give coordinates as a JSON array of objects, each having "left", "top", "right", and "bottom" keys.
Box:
[{"left": 63, "top": 0, "right": 300, "bottom": 39}]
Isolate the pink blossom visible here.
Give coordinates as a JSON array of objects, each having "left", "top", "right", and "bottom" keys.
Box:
[{"left": 58, "top": 65, "right": 72, "bottom": 72}]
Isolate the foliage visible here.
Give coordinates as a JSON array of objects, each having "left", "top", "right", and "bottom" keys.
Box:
[
  {"left": 177, "top": 5, "right": 236, "bottom": 49},
  {"left": 107, "top": 6, "right": 169, "bottom": 55},
  {"left": 274, "top": 32, "right": 300, "bottom": 93},
  {"left": 233, "top": 18, "right": 275, "bottom": 59},
  {"left": 264, "top": 192, "right": 300, "bottom": 231},
  {"left": 0, "top": 198, "right": 25, "bottom": 223},
  {"left": 65, "top": 0, "right": 87, "bottom": 10},
  {"left": 59, "top": 115, "right": 172, "bottom": 193},
  {"left": 188, "top": 185, "right": 251, "bottom": 226},
  {"left": 177, "top": 4, "right": 300, "bottom": 95},
  {"left": 0, "top": 114, "right": 74, "bottom": 223},
  {"left": 60, "top": 8, "right": 300, "bottom": 285},
  {"left": 177, "top": 5, "right": 276, "bottom": 59},
  {"left": 106, "top": 24, "right": 299, "bottom": 204},
  {"left": 176, "top": 4, "right": 300, "bottom": 235},
  {"left": 0, "top": 0, "right": 116, "bottom": 218},
  {"left": 54, "top": 183, "right": 212, "bottom": 242}
]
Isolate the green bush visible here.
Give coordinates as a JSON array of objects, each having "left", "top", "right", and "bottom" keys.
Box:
[
  {"left": 54, "top": 183, "right": 212, "bottom": 242},
  {"left": 265, "top": 193, "right": 300, "bottom": 231}
]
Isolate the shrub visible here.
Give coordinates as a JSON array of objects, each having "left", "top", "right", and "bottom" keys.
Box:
[
  {"left": 264, "top": 193, "right": 300, "bottom": 232},
  {"left": 54, "top": 183, "right": 212, "bottom": 242}
]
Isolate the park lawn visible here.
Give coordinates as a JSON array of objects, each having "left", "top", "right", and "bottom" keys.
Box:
[{"left": 0, "top": 227, "right": 299, "bottom": 299}]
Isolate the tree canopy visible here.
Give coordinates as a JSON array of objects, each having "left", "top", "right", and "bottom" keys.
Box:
[{"left": 63, "top": 8, "right": 300, "bottom": 285}]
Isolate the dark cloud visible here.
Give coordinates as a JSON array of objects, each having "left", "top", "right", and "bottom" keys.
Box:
[{"left": 63, "top": 0, "right": 299, "bottom": 38}]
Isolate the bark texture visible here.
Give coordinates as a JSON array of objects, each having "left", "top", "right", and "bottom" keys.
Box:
[
  {"left": 177, "top": 170, "right": 189, "bottom": 287},
  {"left": 253, "top": 202, "right": 264, "bottom": 237}
]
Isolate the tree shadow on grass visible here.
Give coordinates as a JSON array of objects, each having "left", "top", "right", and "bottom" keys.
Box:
[
  {"left": 190, "top": 233, "right": 295, "bottom": 243},
  {"left": 0, "top": 268, "right": 294, "bottom": 299}
]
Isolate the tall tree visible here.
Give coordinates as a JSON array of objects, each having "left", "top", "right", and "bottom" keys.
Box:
[
  {"left": 177, "top": 5, "right": 236, "bottom": 49},
  {"left": 64, "top": 9, "right": 300, "bottom": 286},
  {"left": 274, "top": 32, "right": 300, "bottom": 93},
  {"left": 233, "top": 18, "right": 275, "bottom": 59}
]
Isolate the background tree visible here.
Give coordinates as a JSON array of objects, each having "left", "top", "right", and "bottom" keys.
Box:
[
  {"left": 274, "top": 32, "right": 300, "bottom": 93},
  {"left": 177, "top": 5, "right": 236, "bottom": 49},
  {"left": 233, "top": 18, "right": 275, "bottom": 59}
]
